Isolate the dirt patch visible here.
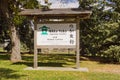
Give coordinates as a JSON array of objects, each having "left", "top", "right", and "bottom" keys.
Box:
[{"left": 91, "top": 65, "right": 120, "bottom": 74}]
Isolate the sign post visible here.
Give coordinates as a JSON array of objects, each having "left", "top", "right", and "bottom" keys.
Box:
[
  {"left": 76, "top": 17, "right": 80, "bottom": 69},
  {"left": 34, "top": 23, "right": 38, "bottom": 68}
]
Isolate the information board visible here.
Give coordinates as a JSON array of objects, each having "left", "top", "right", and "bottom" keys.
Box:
[{"left": 36, "top": 23, "right": 76, "bottom": 47}]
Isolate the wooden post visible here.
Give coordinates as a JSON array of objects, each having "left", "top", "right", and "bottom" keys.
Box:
[
  {"left": 76, "top": 16, "right": 80, "bottom": 69},
  {"left": 34, "top": 24, "right": 38, "bottom": 68},
  {"left": 68, "top": 48, "right": 70, "bottom": 54}
]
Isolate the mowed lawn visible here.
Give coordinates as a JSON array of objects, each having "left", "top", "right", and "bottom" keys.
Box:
[{"left": 0, "top": 53, "right": 120, "bottom": 80}]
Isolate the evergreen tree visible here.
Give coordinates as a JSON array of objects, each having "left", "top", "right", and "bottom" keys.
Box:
[{"left": 79, "top": 0, "right": 120, "bottom": 62}]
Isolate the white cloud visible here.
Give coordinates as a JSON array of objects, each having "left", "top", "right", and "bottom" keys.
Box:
[{"left": 37, "top": 0, "right": 79, "bottom": 9}]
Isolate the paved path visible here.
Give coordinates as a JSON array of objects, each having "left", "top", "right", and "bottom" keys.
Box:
[{"left": 24, "top": 67, "right": 89, "bottom": 72}]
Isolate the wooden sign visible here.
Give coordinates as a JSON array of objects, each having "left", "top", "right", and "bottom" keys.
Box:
[{"left": 36, "top": 23, "right": 76, "bottom": 48}]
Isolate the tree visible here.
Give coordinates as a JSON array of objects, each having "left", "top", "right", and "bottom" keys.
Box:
[
  {"left": 79, "top": 0, "right": 120, "bottom": 62},
  {"left": 0, "top": 0, "right": 39, "bottom": 62},
  {"left": 0, "top": 0, "right": 21, "bottom": 62}
]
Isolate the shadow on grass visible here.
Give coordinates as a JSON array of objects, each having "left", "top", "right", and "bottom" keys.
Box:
[
  {"left": 13, "top": 54, "right": 76, "bottom": 67},
  {"left": 0, "top": 52, "right": 10, "bottom": 60},
  {"left": 22, "top": 54, "right": 76, "bottom": 61},
  {"left": 14, "top": 54, "right": 119, "bottom": 67},
  {"left": 82, "top": 56, "right": 120, "bottom": 64},
  {"left": 14, "top": 62, "right": 66, "bottom": 67},
  {"left": 0, "top": 68, "right": 26, "bottom": 80},
  {"left": 1, "top": 52, "right": 118, "bottom": 66}
]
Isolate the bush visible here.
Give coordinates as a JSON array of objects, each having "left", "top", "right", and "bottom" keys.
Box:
[{"left": 102, "top": 45, "right": 120, "bottom": 63}]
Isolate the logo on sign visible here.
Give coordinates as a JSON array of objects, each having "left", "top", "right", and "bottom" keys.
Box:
[{"left": 39, "top": 26, "right": 49, "bottom": 35}]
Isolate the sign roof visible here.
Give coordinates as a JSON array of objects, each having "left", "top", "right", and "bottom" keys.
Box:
[{"left": 19, "top": 8, "right": 92, "bottom": 19}]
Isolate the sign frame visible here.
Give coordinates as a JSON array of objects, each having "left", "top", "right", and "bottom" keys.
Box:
[{"left": 34, "top": 19, "right": 80, "bottom": 69}]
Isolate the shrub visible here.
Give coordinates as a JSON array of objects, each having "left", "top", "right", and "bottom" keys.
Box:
[{"left": 102, "top": 45, "right": 120, "bottom": 63}]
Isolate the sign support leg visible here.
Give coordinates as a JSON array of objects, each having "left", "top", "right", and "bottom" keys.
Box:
[
  {"left": 34, "top": 30, "right": 38, "bottom": 68},
  {"left": 76, "top": 17, "right": 80, "bottom": 69}
]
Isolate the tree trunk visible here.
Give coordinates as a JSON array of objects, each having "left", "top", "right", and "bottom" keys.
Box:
[
  {"left": 0, "top": 0, "right": 21, "bottom": 62},
  {"left": 10, "top": 25, "right": 21, "bottom": 62}
]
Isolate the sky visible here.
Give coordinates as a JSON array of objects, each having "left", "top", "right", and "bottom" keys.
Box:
[{"left": 37, "top": 0, "right": 79, "bottom": 9}]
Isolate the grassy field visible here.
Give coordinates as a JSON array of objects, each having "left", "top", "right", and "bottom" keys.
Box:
[{"left": 0, "top": 53, "right": 120, "bottom": 80}]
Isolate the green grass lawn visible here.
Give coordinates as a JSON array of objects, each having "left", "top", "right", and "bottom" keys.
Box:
[{"left": 0, "top": 53, "right": 120, "bottom": 80}]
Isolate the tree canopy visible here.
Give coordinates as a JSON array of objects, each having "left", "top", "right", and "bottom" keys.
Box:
[{"left": 79, "top": 0, "right": 120, "bottom": 62}]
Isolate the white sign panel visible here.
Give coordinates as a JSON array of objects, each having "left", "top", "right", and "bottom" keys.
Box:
[
  {"left": 37, "top": 23, "right": 76, "bottom": 46},
  {"left": 37, "top": 0, "right": 79, "bottom": 9}
]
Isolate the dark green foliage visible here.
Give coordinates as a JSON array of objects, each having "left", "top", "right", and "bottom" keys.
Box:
[
  {"left": 0, "top": 6, "right": 11, "bottom": 52},
  {"left": 79, "top": 0, "right": 97, "bottom": 9},
  {"left": 0, "top": 11, "right": 10, "bottom": 43},
  {"left": 17, "top": 0, "right": 39, "bottom": 52},
  {"left": 102, "top": 45, "right": 120, "bottom": 63},
  {"left": 0, "top": 0, "right": 39, "bottom": 52},
  {"left": 19, "top": 19, "right": 34, "bottom": 52},
  {"left": 19, "top": 0, "right": 39, "bottom": 9},
  {"left": 79, "top": 0, "right": 120, "bottom": 62}
]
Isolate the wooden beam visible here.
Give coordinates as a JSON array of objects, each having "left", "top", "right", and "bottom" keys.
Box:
[
  {"left": 76, "top": 16, "right": 80, "bottom": 69},
  {"left": 37, "top": 21, "right": 76, "bottom": 24},
  {"left": 36, "top": 45, "right": 76, "bottom": 49},
  {"left": 21, "top": 14, "right": 91, "bottom": 20}
]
